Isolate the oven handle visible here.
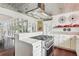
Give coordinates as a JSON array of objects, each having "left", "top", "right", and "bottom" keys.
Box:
[{"left": 43, "top": 43, "right": 54, "bottom": 50}]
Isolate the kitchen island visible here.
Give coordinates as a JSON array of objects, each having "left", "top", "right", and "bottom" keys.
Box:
[
  {"left": 15, "top": 32, "right": 43, "bottom": 56},
  {"left": 15, "top": 32, "right": 54, "bottom": 56}
]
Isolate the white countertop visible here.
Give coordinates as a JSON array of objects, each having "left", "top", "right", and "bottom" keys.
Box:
[
  {"left": 18, "top": 31, "right": 79, "bottom": 45},
  {"left": 19, "top": 32, "right": 43, "bottom": 45},
  {"left": 19, "top": 37, "right": 41, "bottom": 45},
  {"left": 53, "top": 32, "right": 79, "bottom": 35}
]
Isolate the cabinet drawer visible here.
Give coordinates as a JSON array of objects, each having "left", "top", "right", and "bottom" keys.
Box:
[
  {"left": 33, "top": 49, "right": 41, "bottom": 53},
  {"left": 33, "top": 42, "right": 41, "bottom": 49},
  {"left": 33, "top": 44, "right": 41, "bottom": 48},
  {"left": 33, "top": 50, "right": 41, "bottom": 56},
  {"left": 33, "top": 41, "right": 41, "bottom": 45},
  {"left": 33, "top": 46, "right": 41, "bottom": 52},
  {"left": 33, "top": 53, "right": 41, "bottom": 56}
]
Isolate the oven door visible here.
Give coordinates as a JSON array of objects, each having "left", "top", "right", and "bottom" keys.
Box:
[{"left": 44, "top": 42, "right": 54, "bottom": 56}]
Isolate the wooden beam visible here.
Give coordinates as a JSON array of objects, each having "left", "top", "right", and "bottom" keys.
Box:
[{"left": 38, "top": 3, "right": 45, "bottom": 11}]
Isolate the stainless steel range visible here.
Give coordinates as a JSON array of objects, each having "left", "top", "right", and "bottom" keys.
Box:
[{"left": 31, "top": 35, "right": 54, "bottom": 56}]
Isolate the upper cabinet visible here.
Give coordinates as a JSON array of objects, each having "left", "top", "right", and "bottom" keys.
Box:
[{"left": 43, "top": 20, "right": 52, "bottom": 35}]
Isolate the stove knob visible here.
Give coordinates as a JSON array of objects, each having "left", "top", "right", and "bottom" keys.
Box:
[
  {"left": 67, "top": 28, "right": 71, "bottom": 31},
  {"left": 63, "top": 28, "right": 66, "bottom": 31}
]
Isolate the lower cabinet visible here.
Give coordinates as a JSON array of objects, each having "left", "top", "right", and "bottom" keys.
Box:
[
  {"left": 54, "top": 35, "right": 60, "bottom": 47},
  {"left": 54, "top": 35, "right": 76, "bottom": 51},
  {"left": 70, "top": 37, "right": 76, "bottom": 50},
  {"left": 54, "top": 35, "right": 79, "bottom": 56},
  {"left": 64, "top": 39, "right": 71, "bottom": 49},
  {"left": 33, "top": 41, "right": 42, "bottom": 56},
  {"left": 76, "top": 37, "right": 79, "bottom": 56}
]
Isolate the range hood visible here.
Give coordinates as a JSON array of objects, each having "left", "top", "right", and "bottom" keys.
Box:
[{"left": 26, "top": 8, "right": 52, "bottom": 21}]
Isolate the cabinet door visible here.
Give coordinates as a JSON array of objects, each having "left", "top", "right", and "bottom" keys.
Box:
[
  {"left": 43, "top": 21, "right": 52, "bottom": 35},
  {"left": 62, "top": 36, "right": 76, "bottom": 50},
  {"left": 58, "top": 35, "right": 65, "bottom": 48},
  {"left": 33, "top": 41, "right": 42, "bottom": 56},
  {"left": 57, "top": 35, "right": 71, "bottom": 49},
  {"left": 59, "top": 40, "right": 65, "bottom": 48},
  {"left": 76, "top": 39, "right": 79, "bottom": 50},
  {"left": 76, "top": 38, "right": 79, "bottom": 56},
  {"left": 64, "top": 39, "right": 71, "bottom": 49},
  {"left": 54, "top": 35, "right": 60, "bottom": 47},
  {"left": 28, "top": 21, "right": 32, "bottom": 32},
  {"left": 70, "top": 37, "right": 76, "bottom": 50}
]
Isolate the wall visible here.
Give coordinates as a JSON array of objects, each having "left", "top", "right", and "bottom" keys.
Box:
[
  {"left": 0, "top": 7, "right": 40, "bottom": 21},
  {"left": 45, "top": 3, "right": 79, "bottom": 15},
  {"left": 63, "top": 3, "right": 79, "bottom": 13},
  {"left": 1, "top": 3, "right": 79, "bottom": 16},
  {"left": 45, "top": 3, "right": 64, "bottom": 15},
  {"left": 0, "top": 3, "right": 38, "bottom": 14},
  {"left": 0, "top": 3, "right": 17, "bottom": 11}
]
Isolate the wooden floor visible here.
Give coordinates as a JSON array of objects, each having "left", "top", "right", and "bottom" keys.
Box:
[
  {"left": 0, "top": 47, "right": 77, "bottom": 56},
  {"left": 51, "top": 47, "right": 77, "bottom": 56}
]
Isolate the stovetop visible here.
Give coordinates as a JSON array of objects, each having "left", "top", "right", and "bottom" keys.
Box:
[{"left": 30, "top": 35, "right": 53, "bottom": 41}]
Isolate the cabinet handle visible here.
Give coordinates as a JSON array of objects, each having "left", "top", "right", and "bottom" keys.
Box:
[
  {"left": 36, "top": 46, "right": 39, "bottom": 48},
  {"left": 35, "top": 45, "right": 40, "bottom": 48}
]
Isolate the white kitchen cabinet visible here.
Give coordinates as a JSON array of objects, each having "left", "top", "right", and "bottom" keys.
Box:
[
  {"left": 58, "top": 35, "right": 66, "bottom": 48},
  {"left": 59, "top": 40, "right": 66, "bottom": 48},
  {"left": 64, "top": 39, "right": 71, "bottom": 49},
  {"left": 54, "top": 35, "right": 60, "bottom": 46},
  {"left": 70, "top": 37, "right": 76, "bottom": 50},
  {"left": 28, "top": 20, "right": 37, "bottom": 32},
  {"left": 76, "top": 37, "right": 79, "bottom": 56},
  {"left": 76, "top": 38, "right": 79, "bottom": 50},
  {"left": 33, "top": 41, "right": 42, "bottom": 56},
  {"left": 63, "top": 36, "right": 76, "bottom": 50},
  {"left": 54, "top": 35, "right": 76, "bottom": 50},
  {"left": 43, "top": 20, "right": 52, "bottom": 35},
  {"left": 28, "top": 21, "right": 32, "bottom": 32},
  {"left": 32, "top": 21, "right": 37, "bottom": 32},
  {"left": 58, "top": 35, "right": 71, "bottom": 49}
]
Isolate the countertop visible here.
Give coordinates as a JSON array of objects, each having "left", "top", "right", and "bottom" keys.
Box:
[
  {"left": 19, "top": 37, "right": 41, "bottom": 45},
  {"left": 53, "top": 32, "right": 79, "bottom": 35},
  {"left": 19, "top": 32, "right": 79, "bottom": 45},
  {"left": 19, "top": 32, "right": 43, "bottom": 45}
]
